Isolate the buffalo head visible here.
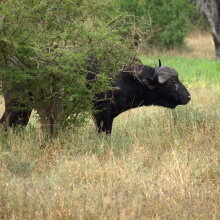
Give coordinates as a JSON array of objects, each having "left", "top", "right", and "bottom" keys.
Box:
[{"left": 142, "top": 61, "right": 191, "bottom": 108}]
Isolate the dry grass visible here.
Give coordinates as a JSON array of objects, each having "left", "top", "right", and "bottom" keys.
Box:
[
  {"left": 145, "top": 30, "right": 216, "bottom": 59},
  {"left": 185, "top": 31, "right": 215, "bottom": 59},
  {"left": 0, "top": 31, "right": 220, "bottom": 219},
  {"left": 0, "top": 87, "right": 219, "bottom": 219}
]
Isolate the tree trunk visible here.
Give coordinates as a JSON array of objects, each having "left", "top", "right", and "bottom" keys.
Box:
[
  {"left": 198, "top": 0, "right": 220, "bottom": 60},
  {"left": 214, "top": 36, "right": 220, "bottom": 60}
]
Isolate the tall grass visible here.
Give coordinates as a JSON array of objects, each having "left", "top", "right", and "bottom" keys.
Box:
[{"left": 0, "top": 32, "right": 220, "bottom": 219}]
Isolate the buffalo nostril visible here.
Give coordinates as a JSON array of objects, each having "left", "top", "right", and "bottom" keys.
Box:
[{"left": 187, "top": 95, "right": 191, "bottom": 101}]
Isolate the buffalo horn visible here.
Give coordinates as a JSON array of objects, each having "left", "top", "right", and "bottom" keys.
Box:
[
  {"left": 153, "top": 61, "right": 159, "bottom": 82},
  {"left": 154, "top": 61, "right": 159, "bottom": 75},
  {"left": 159, "top": 59, "right": 161, "bottom": 68}
]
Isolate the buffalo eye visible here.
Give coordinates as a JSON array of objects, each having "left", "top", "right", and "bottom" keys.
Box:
[{"left": 170, "top": 81, "right": 179, "bottom": 91}]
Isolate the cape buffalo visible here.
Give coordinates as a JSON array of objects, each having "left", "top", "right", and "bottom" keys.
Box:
[
  {"left": 92, "top": 60, "right": 191, "bottom": 134},
  {"left": 0, "top": 60, "right": 191, "bottom": 134}
]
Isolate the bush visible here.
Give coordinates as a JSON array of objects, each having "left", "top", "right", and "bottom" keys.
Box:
[
  {"left": 0, "top": 0, "right": 134, "bottom": 134},
  {"left": 117, "top": 0, "right": 196, "bottom": 47}
]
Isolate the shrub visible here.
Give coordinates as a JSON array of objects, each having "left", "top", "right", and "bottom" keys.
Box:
[{"left": 117, "top": 0, "right": 196, "bottom": 47}]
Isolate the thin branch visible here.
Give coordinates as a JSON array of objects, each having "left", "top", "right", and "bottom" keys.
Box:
[
  {"left": 0, "top": 14, "right": 5, "bottom": 31},
  {"left": 11, "top": 14, "right": 25, "bottom": 36},
  {"left": 7, "top": 56, "right": 25, "bottom": 69},
  {"left": 20, "top": 23, "right": 41, "bottom": 44}
]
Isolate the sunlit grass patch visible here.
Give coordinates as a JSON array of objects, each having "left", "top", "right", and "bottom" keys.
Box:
[{"left": 144, "top": 30, "right": 215, "bottom": 59}]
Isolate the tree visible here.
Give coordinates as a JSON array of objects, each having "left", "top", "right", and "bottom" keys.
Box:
[
  {"left": 197, "top": 0, "right": 220, "bottom": 60},
  {"left": 0, "top": 0, "right": 135, "bottom": 134}
]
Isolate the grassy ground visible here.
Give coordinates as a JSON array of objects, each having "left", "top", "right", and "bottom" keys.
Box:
[{"left": 0, "top": 32, "right": 220, "bottom": 219}]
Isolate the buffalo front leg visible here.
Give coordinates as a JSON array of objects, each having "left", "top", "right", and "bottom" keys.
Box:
[{"left": 93, "top": 112, "right": 114, "bottom": 134}]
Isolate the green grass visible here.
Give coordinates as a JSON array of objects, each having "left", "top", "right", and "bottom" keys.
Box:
[
  {"left": 0, "top": 55, "right": 220, "bottom": 219},
  {"left": 140, "top": 55, "right": 220, "bottom": 89}
]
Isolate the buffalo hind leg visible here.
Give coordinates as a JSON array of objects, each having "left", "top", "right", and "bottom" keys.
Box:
[{"left": 0, "top": 109, "right": 32, "bottom": 130}]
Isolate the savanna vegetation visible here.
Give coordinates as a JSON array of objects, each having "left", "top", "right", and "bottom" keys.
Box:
[
  {"left": 0, "top": 0, "right": 220, "bottom": 219},
  {"left": 0, "top": 30, "right": 219, "bottom": 220}
]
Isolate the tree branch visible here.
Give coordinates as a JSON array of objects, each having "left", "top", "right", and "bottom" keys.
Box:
[
  {"left": 199, "top": 0, "right": 220, "bottom": 44},
  {"left": 0, "top": 14, "right": 5, "bottom": 31}
]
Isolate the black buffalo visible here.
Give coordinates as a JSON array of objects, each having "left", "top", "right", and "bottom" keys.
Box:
[
  {"left": 92, "top": 60, "right": 191, "bottom": 134},
  {"left": 0, "top": 60, "right": 191, "bottom": 134}
]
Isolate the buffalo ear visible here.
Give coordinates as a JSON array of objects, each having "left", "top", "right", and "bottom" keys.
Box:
[
  {"left": 158, "top": 73, "right": 170, "bottom": 84},
  {"left": 142, "top": 78, "right": 157, "bottom": 90}
]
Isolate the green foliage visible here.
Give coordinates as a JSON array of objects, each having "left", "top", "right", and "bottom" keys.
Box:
[
  {"left": 0, "top": 0, "right": 134, "bottom": 133},
  {"left": 190, "top": 9, "right": 210, "bottom": 32},
  {"left": 117, "top": 0, "right": 196, "bottom": 47}
]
